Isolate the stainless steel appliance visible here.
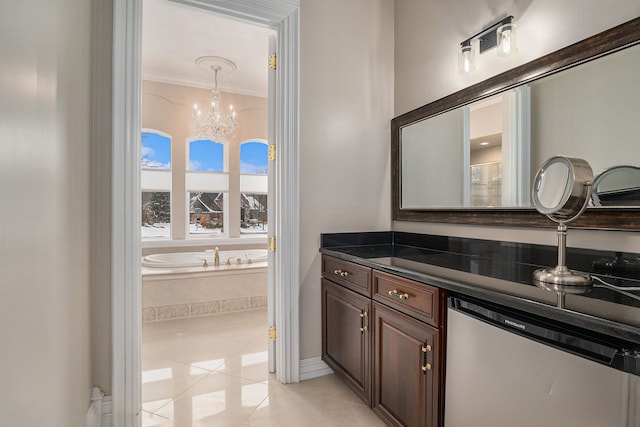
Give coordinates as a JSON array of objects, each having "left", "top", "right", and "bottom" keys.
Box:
[{"left": 445, "top": 297, "right": 640, "bottom": 427}]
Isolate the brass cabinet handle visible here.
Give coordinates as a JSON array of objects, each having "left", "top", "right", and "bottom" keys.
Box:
[
  {"left": 388, "top": 289, "right": 409, "bottom": 300},
  {"left": 421, "top": 341, "right": 432, "bottom": 374},
  {"left": 334, "top": 269, "right": 350, "bottom": 277},
  {"left": 359, "top": 310, "right": 368, "bottom": 333}
]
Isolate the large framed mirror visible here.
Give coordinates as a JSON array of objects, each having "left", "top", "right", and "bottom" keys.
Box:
[{"left": 392, "top": 17, "right": 640, "bottom": 230}]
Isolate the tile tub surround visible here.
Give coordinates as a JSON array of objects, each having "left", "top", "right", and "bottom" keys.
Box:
[
  {"left": 320, "top": 231, "right": 640, "bottom": 345},
  {"left": 143, "top": 264, "right": 267, "bottom": 322}
]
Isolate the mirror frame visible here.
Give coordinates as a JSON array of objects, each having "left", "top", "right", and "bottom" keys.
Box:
[{"left": 392, "top": 17, "right": 640, "bottom": 230}]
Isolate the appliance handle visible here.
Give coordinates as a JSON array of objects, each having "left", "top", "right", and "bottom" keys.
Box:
[{"left": 448, "top": 297, "right": 619, "bottom": 366}]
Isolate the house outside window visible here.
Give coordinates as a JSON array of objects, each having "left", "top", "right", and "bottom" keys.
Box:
[
  {"left": 187, "top": 138, "right": 228, "bottom": 235},
  {"left": 141, "top": 131, "right": 172, "bottom": 238},
  {"left": 240, "top": 140, "right": 268, "bottom": 234}
]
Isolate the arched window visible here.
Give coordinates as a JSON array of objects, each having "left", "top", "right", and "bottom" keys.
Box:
[
  {"left": 186, "top": 138, "right": 228, "bottom": 235},
  {"left": 141, "top": 130, "right": 172, "bottom": 238},
  {"left": 239, "top": 140, "right": 268, "bottom": 234},
  {"left": 188, "top": 139, "right": 224, "bottom": 172}
]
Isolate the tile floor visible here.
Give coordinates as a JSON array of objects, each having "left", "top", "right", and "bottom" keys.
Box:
[{"left": 141, "top": 309, "right": 386, "bottom": 426}]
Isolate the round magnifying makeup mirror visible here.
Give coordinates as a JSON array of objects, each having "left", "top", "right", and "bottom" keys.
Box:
[{"left": 532, "top": 156, "right": 594, "bottom": 304}]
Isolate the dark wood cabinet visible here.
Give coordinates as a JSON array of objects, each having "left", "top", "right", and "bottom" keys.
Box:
[
  {"left": 372, "top": 302, "right": 440, "bottom": 427},
  {"left": 322, "top": 255, "right": 372, "bottom": 296},
  {"left": 322, "top": 278, "right": 372, "bottom": 404},
  {"left": 321, "top": 255, "right": 444, "bottom": 427}
]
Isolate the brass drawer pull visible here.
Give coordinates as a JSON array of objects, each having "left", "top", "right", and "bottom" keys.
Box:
[
  {"left": 333, "top": 269, "right": 350, "bottom": 277},
  {"left": 388, "top": 289, "right": 409, "bottom": 300}
]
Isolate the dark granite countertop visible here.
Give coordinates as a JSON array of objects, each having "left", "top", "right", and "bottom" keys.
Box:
[{"left": 320, "top": 231, "right": 640, "bottom": 345}]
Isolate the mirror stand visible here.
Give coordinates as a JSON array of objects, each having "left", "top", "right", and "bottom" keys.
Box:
[{"left": 533, "top": 222, "right": 592, "bottom": 307}]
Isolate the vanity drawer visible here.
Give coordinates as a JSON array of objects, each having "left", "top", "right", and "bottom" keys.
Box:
[
  {"left": 373, "top": 270, "right": 440, "bottom": 327},
  {"left": 322, "top": 255, "right": 372, "bottom": 297}
]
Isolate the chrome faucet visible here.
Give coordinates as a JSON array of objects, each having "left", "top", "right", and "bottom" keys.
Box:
[{"left": 214, "top": 247, "right": 220, "bottom": 266}]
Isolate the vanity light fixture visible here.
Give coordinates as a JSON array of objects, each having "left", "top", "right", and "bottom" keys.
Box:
[{"left": 459, "top": 15, "right": 517, "bottom": 74}]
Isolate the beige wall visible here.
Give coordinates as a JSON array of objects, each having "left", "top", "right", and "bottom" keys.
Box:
[
  {"left": 402, "top": 109, "right": 464, "bottom": 208},
  {"left": 471, "top": 146, "right": 502, "bottom": 166},
  {"left": 530, "top": 46, "right": 640, "bottom": 175},
  {"left": 393, "top": 0, "right": 640, "bottom": 252},
  {"left": 395, "top": 0, "right": 640, "bottom": 115},
  {"left": 91, "top": 0, "right": 114, "bottom": 396},
  {"left": 0, "top": 0, "right": 93, "bottom": 425},
  {"left": 299, "top": 0, "right": 394, "bottom": 359}
]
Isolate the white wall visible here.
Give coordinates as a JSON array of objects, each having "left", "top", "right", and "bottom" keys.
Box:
[
  {"left": 0, "top": 0, "right": 93, "bottom": 425},
  {"left": 393, "top": 0, "right": 640, "bottom": 252},
  {"left": 299, "top": 0, "right": 394, "bottom": 359}
]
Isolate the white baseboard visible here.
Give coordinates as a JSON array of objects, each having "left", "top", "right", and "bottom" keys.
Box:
[
  {"left": 101, "top": 394, "right": 112, "bottom": 427},
  {"left": 299, "top": 357, "right": 333, "bottom": 381},
  {"left": 87, "top": 387, "right": 112, "bottom": 427}
]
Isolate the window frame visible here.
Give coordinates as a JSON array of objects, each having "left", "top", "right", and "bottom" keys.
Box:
[{"left": 141, "top": 129, "right": 172, "bottom": 239}]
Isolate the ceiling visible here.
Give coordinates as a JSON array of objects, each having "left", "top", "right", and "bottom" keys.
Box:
[{"left": 142, "top": 0, "right": 275, "bottom": 98}]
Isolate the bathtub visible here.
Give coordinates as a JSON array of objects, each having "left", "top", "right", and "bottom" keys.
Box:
[
  {"left": 142, "top": 249, "right": 268, "bottom": 268},
  {"left": 142, "top": 248, "right": 268, "bottom": 322}
]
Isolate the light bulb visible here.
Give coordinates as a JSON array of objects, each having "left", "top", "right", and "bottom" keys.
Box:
[
  {"left": 500, "top": 29, "right": 511, "bottom": 54},
  {"left": 458, "top": 43, "right": 475, "bottom": 74},
  {"left": 463, "top": 52, "right": 472, "bottom": 73},
  {"left": 497, "top": 22, "right": 517, "bottom": 57}
]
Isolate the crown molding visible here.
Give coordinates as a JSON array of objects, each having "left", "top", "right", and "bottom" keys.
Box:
[{"left": 142, "top": 73, "right": 267, "bottom": 98}]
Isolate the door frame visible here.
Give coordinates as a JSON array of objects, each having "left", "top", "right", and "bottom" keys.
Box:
[{"left": 110, "top": 1, "right": 300, "bottom": 425}]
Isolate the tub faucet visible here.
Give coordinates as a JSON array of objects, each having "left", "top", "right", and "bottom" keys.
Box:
[{"left": 214, "top": 247, "right": 220, "bottom": 266}]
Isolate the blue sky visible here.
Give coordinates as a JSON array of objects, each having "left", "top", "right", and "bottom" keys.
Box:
[
  {"left": 240, "top": 142, "right": 268, "bottom": 174},
  {"left": 141, "top": 132, "right": 268, "bottom": 174},
  {"left": 189, "top": 139, "right": 224, "bottom": 171},
  {"left": 141, "top": 132, "right": 171, "bottom": 169}
]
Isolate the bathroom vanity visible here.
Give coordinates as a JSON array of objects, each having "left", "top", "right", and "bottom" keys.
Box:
[
  {"left": 322, "top": 254, "right": 444, "bottom": 426},
  {"left": 323, "top": 17, "right": 640, "bottom": 427},
  {"left": 320, "top": 231, "right": 640, "bottom": 427}
]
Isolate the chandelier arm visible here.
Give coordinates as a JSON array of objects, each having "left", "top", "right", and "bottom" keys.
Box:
[{"left": 191, "top": 60, "right": 238, "bottom": 141}]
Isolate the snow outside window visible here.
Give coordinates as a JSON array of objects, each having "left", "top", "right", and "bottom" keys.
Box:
[
  {"left": 141, "top": 131, "right": 171, "bottom": 238},
  {"left": 240, "top": 141, "right": 268, "bottom": 234},
  {"left": 187, "top": 139, "right": 228, "bottom": 236}
]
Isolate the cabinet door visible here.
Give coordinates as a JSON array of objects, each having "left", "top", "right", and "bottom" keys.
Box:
[
  {"left": 373, "top": 302, "right": 440, "bottom": 427},
  {"left": 322, "top": 279, "right": 372, "bottom": 404}
]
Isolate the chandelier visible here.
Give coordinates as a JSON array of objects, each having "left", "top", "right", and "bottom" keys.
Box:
[{"left": 192, "top": 56, "right": 238, "bottom": 141}]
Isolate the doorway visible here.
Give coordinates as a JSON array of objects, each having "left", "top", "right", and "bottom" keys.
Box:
[
  {"left": 110, "top": 0, "right": 300, "bottom": 424},
  {"left": 139, "top": 0, "right": 273, "bottom": 422}
]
